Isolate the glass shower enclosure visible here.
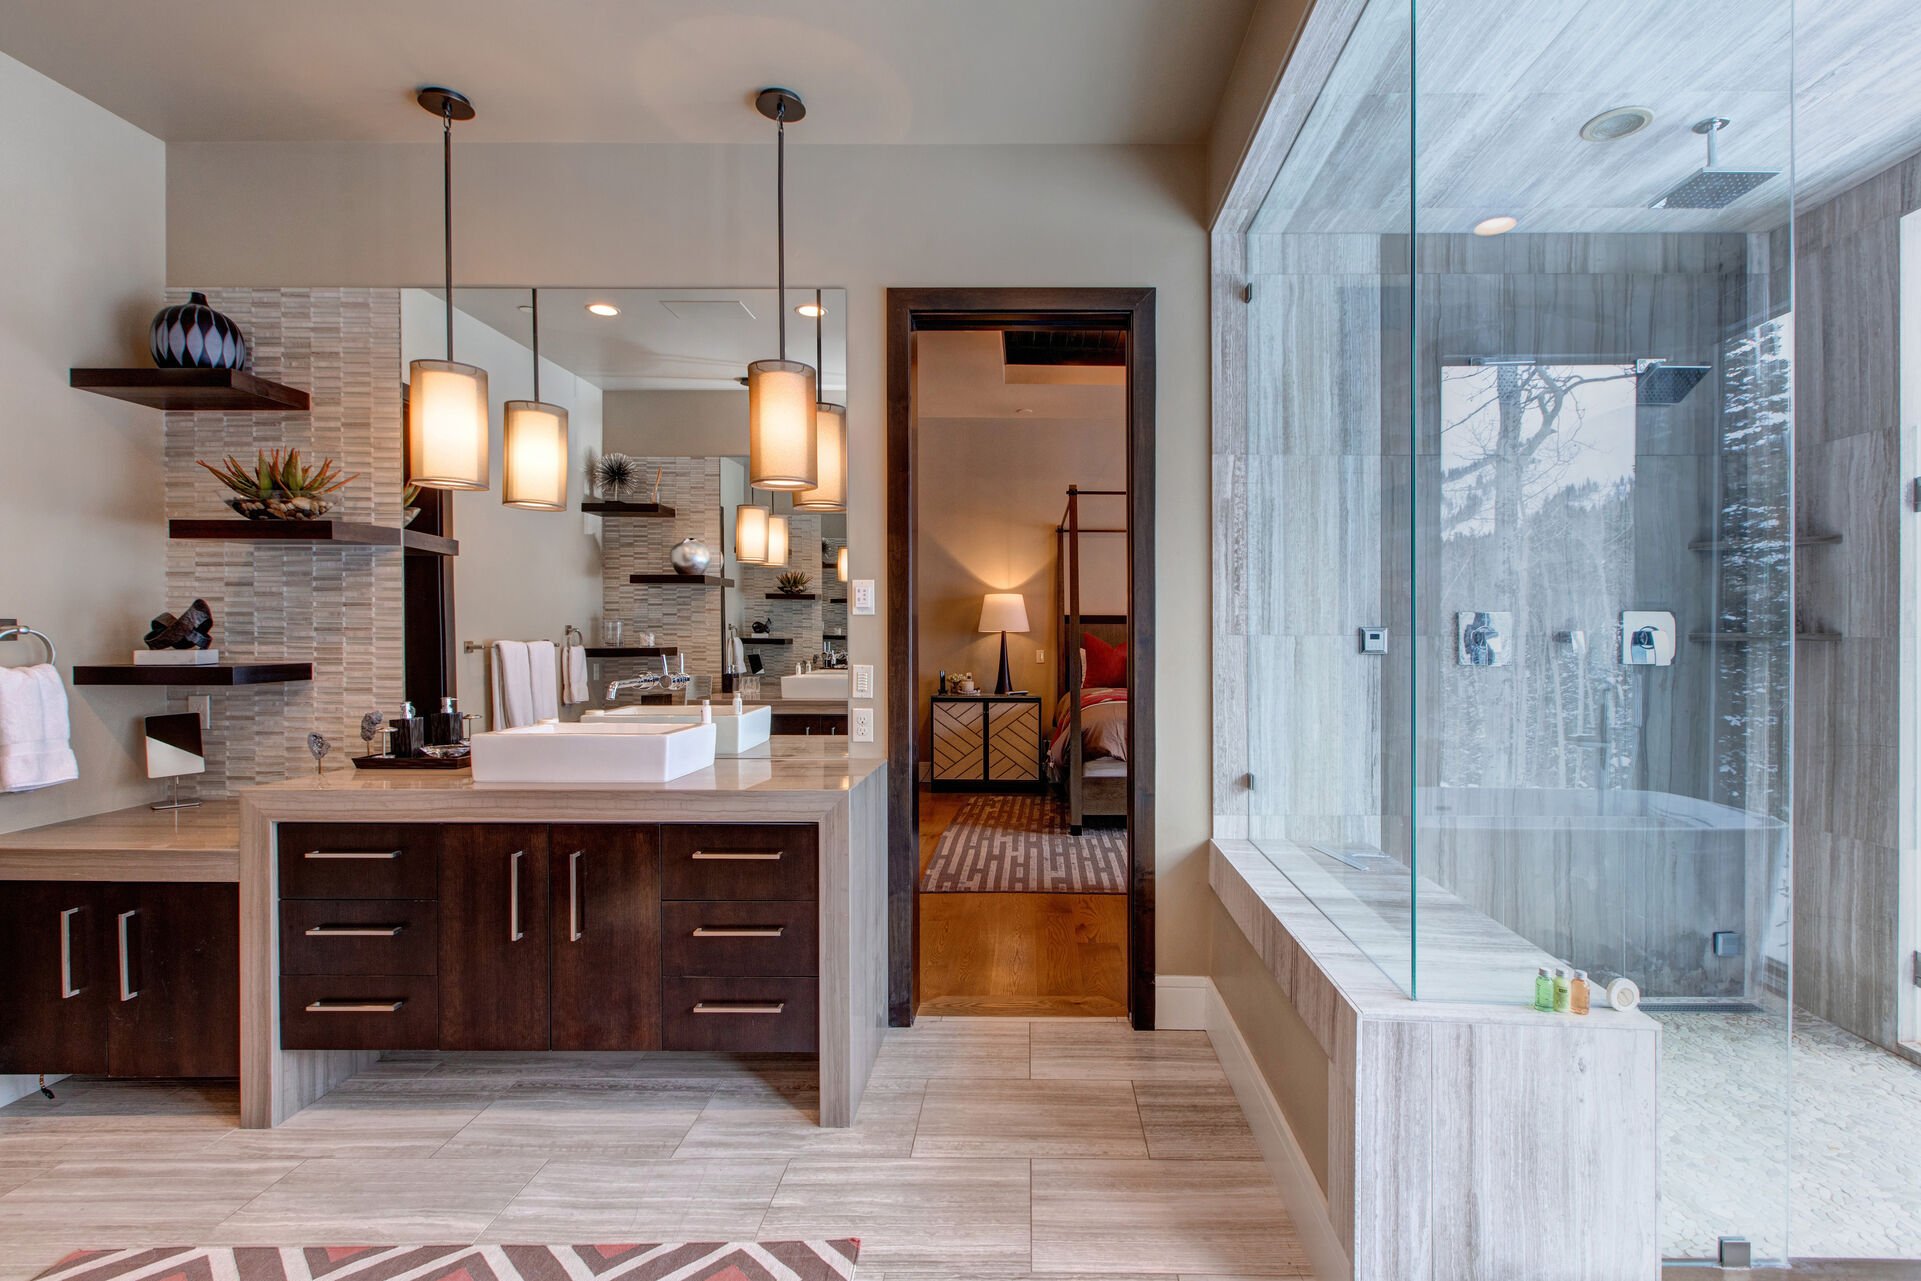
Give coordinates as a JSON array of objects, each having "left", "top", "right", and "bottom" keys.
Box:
[{"left": 1238, "top": 0, "right": 1796, "bottom": 1262}]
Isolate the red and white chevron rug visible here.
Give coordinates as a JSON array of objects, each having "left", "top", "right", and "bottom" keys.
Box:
[{"left": 31, "top": 1241, "right": 860, "bottom": 1280}]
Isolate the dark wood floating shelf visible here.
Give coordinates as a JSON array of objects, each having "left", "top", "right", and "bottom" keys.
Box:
[
  {"left": 1687, "top": 632, "right": 1843, "bottom": 643},
  {"left": 170, "top": 519, "right": 402, "bottom": 546},
  {"left": 1688, "top": 532, "right": 1842, "bottom": 553},
  {"left": 401, "top": 529, "right": 459, "bottom": 556},
  {"left": 827, "top": 598, "right": 847, "bottom": 605},
  {"left": 583, "top": 646, "right": 679, "bottom": 659},
  {"left": 766, "top": 593, "right": 818, "bottom": 601},
  {"left": 582, "top": 501, "right": 676, "bottom": 517},
  {"left": 823, "top": 633, "right": 847, "bottom": 641},
  {"left": 740, "top": 636, "right": 794, "bottom": 645},
  {"left": 629, "top": 574, "right": 732, "bottom": 587},
  {"left": 72, "top": 662, "right": 315, "bottom": 687},
  {"left": 71, "top": 367, "right": 311, "bottom": 412}
]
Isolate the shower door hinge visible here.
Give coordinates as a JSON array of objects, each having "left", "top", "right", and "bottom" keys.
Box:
[
  {"left": 1242, "top": 283, "right": 1254, "bottom": 303},
  {"left": 1910, "top": 477, "right": 1921, "bottom": 512},
  {"left": 1912, "top": 950, "right": 1921, "bottom": 988}
]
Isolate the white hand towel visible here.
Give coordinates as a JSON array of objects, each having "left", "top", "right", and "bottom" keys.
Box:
[
  {"left": 529, "top": 640, "right": 560, "bottom": 723},
  {"left": 0, "top": 664, "right": 80, "bottom": 793},
  {"left": 561, "top": 637, "right": 590, "bottom": 707},
  {"left": 731, "top": 635, "right": 747, "bottom": 673},
  {"left": 491, "top": 640, "right": 535, "bottom": 729}
]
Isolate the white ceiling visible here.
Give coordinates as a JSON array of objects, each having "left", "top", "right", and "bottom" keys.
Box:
[
  {"left": 916, "top": 331, "right": 1126, "bottom": 421},
  {"left": 446, "top": 287, "right": 848, "bottom": 393},
  {"left": 0, "top": 1, "right": 1253, "bottom": 145},
  {"left": 1253, "top": 0, "right": 1921, "bottom": 236}
]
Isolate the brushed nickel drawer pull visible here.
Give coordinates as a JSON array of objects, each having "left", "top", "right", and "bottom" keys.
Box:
[
  {"left": 692, "top": 1000, "right": 786, "bottom": 1015},
  {"left": 691, "top": 926, "right": 786, "bottom": 938},
  {"left": 58, "top": 907, "right": 80, "bottom": 999},
  {"left": 304, "top": 999, "right": 406, "bottom": 1014},
  {"left": 508, "top": 849, "right": 524, "bottom": 943},
  {"left": 568, "top": 849, "right": 584, "bottom": 942},
  {"left": 304, "top": 924, "right": 405, "bottom": 938},
  {"left": 116, "top": 910, "right": 138, "bottom": 1002},
  {"left": 690, "top": 850, "right": 782, "bottom": 861},
  {"left": 303, "top": 849, "right": 402, "bottom": 860}
]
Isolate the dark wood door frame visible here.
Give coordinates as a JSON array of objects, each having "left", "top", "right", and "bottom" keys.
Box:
[{"left": 885, "top": 286, "right": 1157, "bottom": 1029}]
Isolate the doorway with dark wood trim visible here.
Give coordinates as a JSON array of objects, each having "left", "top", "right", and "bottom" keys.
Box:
[{"left": 885, "top": 287, "right": 1156, "bottom": 1029}]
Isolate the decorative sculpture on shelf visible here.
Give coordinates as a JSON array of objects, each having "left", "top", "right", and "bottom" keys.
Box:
[
  {"left": 306, "top": 732, "right": 331, "bottom": 776},
  {"left": 145, "top": 599, "right": 214, "bottom": 650},
  {"left": 593, "top": 452, "right": 638, "bottom": 502},
  {"left": 359, "top": 711, "right": 384, "bottom": 757},
  {"left": 670, "top": 537, "right": 712, "bottom": 577}
]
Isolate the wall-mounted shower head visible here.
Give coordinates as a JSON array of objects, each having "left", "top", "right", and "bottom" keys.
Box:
[
  {"left": 1636, "top": 358, "right": 1708, "bottom": 405},
  {"left": 1649, "top": 118, "right": 1779, "bottom": 210}
]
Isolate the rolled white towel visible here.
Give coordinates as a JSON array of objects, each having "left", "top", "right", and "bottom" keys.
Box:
[
  {"left": 1589, "top": 970, "right": 1641, "bottom": 1012},
  {"left": 529, "top": 640, "right": 560, "bottom": 723},
  {"left": 491, "top": 640, "right": 535, "bottom": 729},
  {"left": 0, "top": 664, "right": 80, "bottom": 793}
]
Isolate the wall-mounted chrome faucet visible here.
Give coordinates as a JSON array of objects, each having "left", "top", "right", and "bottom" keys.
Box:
[{"left": 1621, "top": 611, "right": 1676, "bottom": 666}]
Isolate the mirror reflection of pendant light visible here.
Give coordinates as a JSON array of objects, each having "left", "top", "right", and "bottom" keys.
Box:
[
  {"left": 501, "top": 288, "right": 569, "bottom": 511},
  {"left": 407, "top": 87, "right": 490, "bottom": 492},
  {"left": 764, "top": 512, "right": 791, "bottom": 568},
  {"left": 746, "top": 88, "right": 818, "bottom": 490},
  {"left": 793, "top": 287, "right": 846, "bottom": 513},
  {"left": 837, "top": 545, "right": 849, "bottom": 582},
  {"left": 735, "top": 503, "right": 770, "bottom": 565}
]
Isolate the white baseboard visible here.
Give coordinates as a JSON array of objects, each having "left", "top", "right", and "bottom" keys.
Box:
[
  {"left": 1154, "top": 974, "right": 1210, "bottom": 1029},
  {"left": 1203, "top": 978, "right": 1351, "bottom": 1281},
  {"left": 0, "top": 1074, "right": 66, "bottom": 1109}
]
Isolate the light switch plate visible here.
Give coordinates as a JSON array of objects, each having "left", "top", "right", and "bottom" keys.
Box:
[
  {"left": 851, "top": 707, "right": 875, "bottom": 742},
  {"left": 852, "top": 579, "right": 876, "bottom": 615},
  {"left": 186, "top": 694, "right": 212, "bottom": 729},
  {"left": 1035, "top": 648, "right": 1045, "bottom": 663},
  {"left": 852, "top": 664, "right": 874, "bottom": 699}
]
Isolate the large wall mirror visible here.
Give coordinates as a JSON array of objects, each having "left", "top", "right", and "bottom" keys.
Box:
[{"left": 399, "top": 286, "right": 850, "bottom": 749}]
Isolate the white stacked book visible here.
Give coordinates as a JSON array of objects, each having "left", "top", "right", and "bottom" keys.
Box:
[{"left": 132, "top": 649, "right": 221, "bottom": 666}]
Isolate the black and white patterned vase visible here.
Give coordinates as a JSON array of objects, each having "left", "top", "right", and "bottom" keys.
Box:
[{"left": 150, "top": 292, "right": 248, "bottom": 370}]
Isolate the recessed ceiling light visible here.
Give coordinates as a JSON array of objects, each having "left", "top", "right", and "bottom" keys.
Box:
[
  {"left": 1580, "top": 105, "right": 1655, "bottom": 143},
  {"left": 1473, "top": 215, "right": 1519, "bottom": 237},
  {"left": 585, "top": 302, "right": 621, "bottom": 317},
  {"left": 795, "top": 302, "right": 826, "bottom": 318}
]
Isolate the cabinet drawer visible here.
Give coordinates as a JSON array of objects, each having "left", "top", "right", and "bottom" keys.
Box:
[
  {"left": 280, "top": 975, "right": 437, "bottom": 1050},
  {"left": 278, "top": 824, "right": 440, "bottom": 899},
  {"left": 662, "top": 901, "right": 818, "bottom": 977},
  {"left": 280, "top": 900, "right": 437, "bottom": 977},
  {"left": 661, "top": 824, "right": 817, "bottom": 901},
  {"left": 662, "top": 976, "right": 818, "bottom": 1052}
]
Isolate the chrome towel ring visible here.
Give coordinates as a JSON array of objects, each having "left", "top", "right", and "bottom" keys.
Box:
[{"left": 0, "top": 623, "right": 57, "bottom": 666}]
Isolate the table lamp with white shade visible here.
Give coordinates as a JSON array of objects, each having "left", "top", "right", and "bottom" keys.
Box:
[{"left": 977, "top": 592, "right": 1030, "bottom": 696}]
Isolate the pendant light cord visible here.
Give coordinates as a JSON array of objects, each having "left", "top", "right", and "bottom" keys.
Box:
[
  {"left": 815, "top": 287, "right": 823, "bottom": 373},
  {"left": 776, "top": 103, "right": 787, "bottom": 363},
  {"left": 530, "top": 287, "right": 541, "bottom": 401},
  {"left": 442, "top": 104, "right": 455, "bottom": 361}
]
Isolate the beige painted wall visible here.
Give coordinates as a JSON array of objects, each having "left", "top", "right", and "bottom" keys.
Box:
[
  {"left": 603, "top": 389, "right": 749, "bottom": 457},
  {"left": 914, "top": 415, "right": 1125, "bottom": 757},
  {"left": 0, "top": 51, "right": 168, "bottom": 834},
  {"left": 164, "top": 138, "right": 1216, "bottom": 973}
]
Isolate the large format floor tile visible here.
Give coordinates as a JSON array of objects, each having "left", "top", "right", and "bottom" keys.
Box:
[
  {"left": 480, "top": 1158, "right": 787, "bottom": 1242},
  {"left": 869, "top": 1020, "right": 1032, "bottom": 1080},
  {"left": 437, "top": 1088, "right": 707, "bottom": 1158},
  {"left": 912, "top": 1079, "right": 1146, "bottom": 1157},
  {"left": 1133, "top": 1080, "right": 1264, "bottom": 1160},
  {"left": 210, "top": 1089, "right": 497, "bottom": 1160},
  {"left": 210, "top": 1156, "right": 544, "bottom": 1243},
  {"left": 1030, "top": 1159, "right": 1307, "bottom": 1275},
  {"left": 759, "top": 1157, "right": 1031, "bottom": 1269},
  {"left": 1030, "top": 1021, "right": 1228, "bottom": 1083},
  {"left": 0, "top": 1158, "right": 299, "bottom": 1243},
  {"left": 672, "top": 1081, "right": 925, "bottom": 1158}
]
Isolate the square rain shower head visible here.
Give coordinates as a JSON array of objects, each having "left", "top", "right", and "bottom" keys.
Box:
[{"left": 1650, "top": 167, "right": 1779, "bottom": 210}]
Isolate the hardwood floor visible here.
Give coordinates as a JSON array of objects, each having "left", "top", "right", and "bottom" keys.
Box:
[
  {"left": 917, "top": 790, "right": 1128, "bottom": 1018},
  {"left": 0, "top": 1020, "right": 1308, "bottom": 1279}
]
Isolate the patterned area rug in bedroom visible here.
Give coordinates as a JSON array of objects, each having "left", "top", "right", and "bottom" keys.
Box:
[
  {"left": 922, "top": 794, "right": 1126, "bottom": 893},
  {"left": 32, "top": 1241, "right": 860, "bottom": 1281}
]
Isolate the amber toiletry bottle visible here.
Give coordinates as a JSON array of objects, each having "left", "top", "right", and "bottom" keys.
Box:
[{"left": 1570, "top": 970, "right": 1591, "bottom": 1016}]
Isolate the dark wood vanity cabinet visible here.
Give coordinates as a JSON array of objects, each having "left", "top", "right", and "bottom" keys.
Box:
[
  {"left": 438, "top": 825, "right": 551, "bottom": 1050},
  {"left": 0, "top": 881, "right": 238, "bottom": 1078},
  {"left": 550, "top": 824, "right": 662, "bottom": 1051}
]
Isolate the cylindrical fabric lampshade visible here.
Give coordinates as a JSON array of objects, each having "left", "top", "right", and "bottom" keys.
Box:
[
  {"left": 501, "top": 400, "right": 569, "bottom": 510},
  {"left": 764, "top": 513, "right": 791, "bottom": 568},
  {"left": 747, "top": 359, "right": 818, "bottom": 489},
  {"left": 837, "top": 545, "right": 849, "bottom": 582},
  {"left": 978, "top": 592, "right": 1030, "bottom": 634},
  {"left": 792, "top": 401, "right": 847, "bottom": 511},
  {"left": 735, "top": 504, "right": 771, "bottom": 564},
  {"left": 408, "top": 359, "right": 490, "bottom": 490}
]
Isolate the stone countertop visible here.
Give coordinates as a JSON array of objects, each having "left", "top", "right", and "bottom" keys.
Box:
[{"left": 0, "top": 799, "right": 242, "bottom": 881}]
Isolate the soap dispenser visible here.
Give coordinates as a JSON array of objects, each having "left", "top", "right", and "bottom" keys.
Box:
[
  {"left": 427, "top": 695, "right": 463, "bottom": 746},
  {"left": 389, "top": 701, "right": 426, "bottom": 758}
]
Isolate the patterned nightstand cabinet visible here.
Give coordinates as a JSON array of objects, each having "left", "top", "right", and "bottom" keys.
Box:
[{"left": 930, "top": 694, "right": 1044, "bottom": 793}]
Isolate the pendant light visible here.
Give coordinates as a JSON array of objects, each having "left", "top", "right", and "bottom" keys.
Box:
[
  {"left": 837, "top": 545, "right": 849, "bottom": 583},
  {"left": 764, "top": 512, "right": 791, "bottom": 568},
  {"left": 793, "top": 288, "right": 847, "bottom": 513},
  {"left": 502, "top": 288, "right": 569, "bottom": 510},
  {"left": 735, "top": 503, "right": 770, "bottom": 565},
  {"left": 746, "top": 88, "right": 818, "bottom": 490},
  {"left": 407, "top": 87, "right": 490, "bottom": 492}
]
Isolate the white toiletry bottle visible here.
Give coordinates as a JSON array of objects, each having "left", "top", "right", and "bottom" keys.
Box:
[{"left": 700, "top": 699, "right": 712, "bottom": 724}]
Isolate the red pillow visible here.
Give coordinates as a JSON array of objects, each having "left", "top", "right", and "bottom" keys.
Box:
[{"left": 1080, "top": 632, "right": 1128, "bottom": 687}]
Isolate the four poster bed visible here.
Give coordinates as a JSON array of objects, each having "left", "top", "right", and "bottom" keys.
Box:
[{"left": 1052, "top": 486, "right": 1129, "bottom": 834}]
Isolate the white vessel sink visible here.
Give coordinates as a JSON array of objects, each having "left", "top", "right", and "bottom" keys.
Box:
[
  {"left": 583, "top": 703, "right": 772, "bottom": 755},
  {"left": 469, "top": 720, "right": 717, "bottom": 784},
  {"left": 781, "top": 671, "right": 850, "bottom": 699}
]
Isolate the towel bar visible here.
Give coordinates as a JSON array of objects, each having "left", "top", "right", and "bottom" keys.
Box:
[{"left": 0, "top": 621, "right": 57, "bottom": 666}]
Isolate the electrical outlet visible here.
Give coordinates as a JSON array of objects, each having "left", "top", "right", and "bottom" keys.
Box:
[
  {"left": 851, "top": 707, "right": 875, "bottom": 742},
  {"left": 852, "top": 664, "right": 874, "bottom": 699},
  {"left": 852, "top": 579, "right": 876, "bottom": 615}
]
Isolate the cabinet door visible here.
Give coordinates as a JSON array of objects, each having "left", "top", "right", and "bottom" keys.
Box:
[
  {"left": 106, "top": 883, "right": 240, "bottom": 1079},
  {"left": 932, "top": 700, "right": 985, "bottom": 781},
  {"left": 438, "top": 825, "right": 549, "bottom": 1050},
  {"left": 549, "top": 825, "right": 661, "bottom": 1051},
  {"left": 0, "top": 882, "right": 108, "bottom": 1075}
]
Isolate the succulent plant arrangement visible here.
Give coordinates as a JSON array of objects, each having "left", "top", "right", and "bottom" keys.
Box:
[
  {"left": 402, "top": 483, "right": 422, "bottom": 526},
  {"left": 198, "top": 449, "right": 358, "bottom": 520},
  {"left": 777, "top": 571, "right": 812, "bottom": 596}
]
